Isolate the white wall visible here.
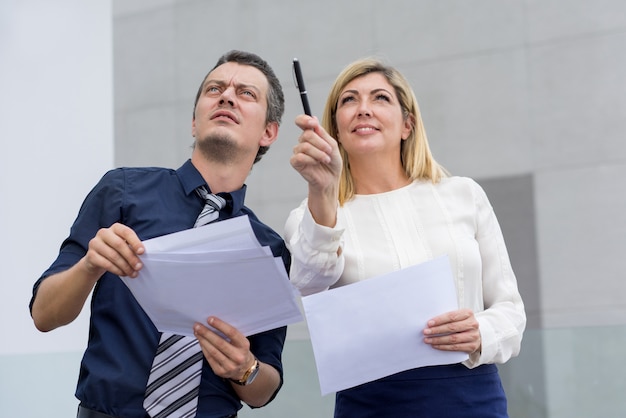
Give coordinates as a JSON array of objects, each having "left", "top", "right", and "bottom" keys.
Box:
[{"left": 0, "top": 0, "right": 112, "bottom": 415}]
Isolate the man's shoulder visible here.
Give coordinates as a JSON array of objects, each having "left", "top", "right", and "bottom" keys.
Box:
[
  {"left": 116, "top": 166, "right": 175, "bottom": 175},
  {"left": 100, "top": 166, "right": 177, "bottom": 181}
]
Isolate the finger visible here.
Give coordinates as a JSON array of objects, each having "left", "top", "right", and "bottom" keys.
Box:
[
  {"left": 193, "top": 321, "right": 252, "bottom": 380},
  {"left": 425, "top": 309, "right": 474, "bottom": 333},
  {"left": 86, "top": 235, "right": 138, "bottom": 278},
  {"left": 430, "top": 337, "right": 481, "bottom": 354},
  {"left": 193, "top": 323, "right": 232, "bottom": 369},
  {"left": 294, "top": 114, "right": 318, "bottom": 131},
  {"left": 298, "top": 128, "right": 333, "bottom": 156},
  {"left": 424, "top": 329, "right": 481, "bottom": 354},
  {"left": 103, "top": 224, "right": 144, "bottom": 272},
  {"left": 291, "top": 144, "right": 331, "bottom": 168},
  {"left": 206, "top": 317, "right": 248, "bottom": 349},
  {"left": 295, "top": 116, "right": 338, "bottom": 155},
  {"left": 110, "top": 223, "right": 144, "bottom": 255},
  {"left": 87, "top": 224, "right": 144, "bottom": 277},
  {"left": 427, "top": 309, "right": 473, "bottom": 326}
]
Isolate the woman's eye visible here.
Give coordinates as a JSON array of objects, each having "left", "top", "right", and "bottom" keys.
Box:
[
  {"left": 340, "top": 96, "right": 355, "bottom": 105},
  {"left": 375, "top": 94, "right": 390, "bottom": 102}
]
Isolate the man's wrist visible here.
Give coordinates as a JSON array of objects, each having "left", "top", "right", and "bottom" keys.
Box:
[{"left": 230, "top": 357, "right": 259, "bottom": 386}]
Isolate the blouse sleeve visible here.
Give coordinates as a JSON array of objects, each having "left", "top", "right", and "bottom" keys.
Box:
[
  {"left": 284, "top": 198, "right": 345, "bottom": 296},
  {"left": 465, "top": 180, "right": 527, "bottom": 367}
]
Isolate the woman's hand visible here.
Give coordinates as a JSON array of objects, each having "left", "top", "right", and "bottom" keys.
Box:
[
  {"left": 291, "top": 115, "right": 343, "bottom": 227},
  {"left": 291, "top": 115, "right": 342, "bottom": 193},
  {"left": 423, "top": 308, "right": 481, "bottom": 355}
]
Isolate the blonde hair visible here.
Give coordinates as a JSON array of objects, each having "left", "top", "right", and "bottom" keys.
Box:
[{"left": 322, "top": 58, "right": 447, "bottom": 205}]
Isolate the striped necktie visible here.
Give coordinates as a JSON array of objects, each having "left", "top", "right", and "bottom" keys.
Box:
[{"left": 143, "top": 186, "right": 226, "bottom": 418}]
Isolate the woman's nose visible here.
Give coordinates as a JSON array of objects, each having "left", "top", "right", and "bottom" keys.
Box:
[{"left": 357, "top": 101, "right": 371, "bottom": 117}]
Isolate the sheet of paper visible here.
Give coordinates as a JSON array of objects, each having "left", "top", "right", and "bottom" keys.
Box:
[
  {"left": 302, "top": 255, "right": 469, "bottom": 395},
  {"left": 141, "top": 215, "right": 261, "bottom": 253},
  {"left": 120, "top": 215, "right": 303, "bottom": 337}
]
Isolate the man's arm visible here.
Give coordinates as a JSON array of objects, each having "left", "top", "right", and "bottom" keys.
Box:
[{"left": 31, "top": 223, "right": 144, "bottom": 332}]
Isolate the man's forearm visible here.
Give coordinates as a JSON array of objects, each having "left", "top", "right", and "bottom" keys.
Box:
[{"left": 31, "top": 257, "right": 101, "bottom": 332}]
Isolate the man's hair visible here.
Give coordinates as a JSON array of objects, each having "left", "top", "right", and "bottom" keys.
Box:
[{"left": 193, "top": 50, "right": 285, "bottom": 163}]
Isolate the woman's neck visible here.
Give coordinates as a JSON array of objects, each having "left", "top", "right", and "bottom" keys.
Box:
[{"left": 349, "top": 156, "right": 411, "bottom": 195}]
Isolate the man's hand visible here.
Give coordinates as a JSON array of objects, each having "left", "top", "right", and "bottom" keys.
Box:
[
  {"left": 31, "top": 223, "right": 144, "bottom": 332},
  {"left": 193, "top": 316, "right": 281, "bottom": 407},
  {"left": 85, "top": 223, "right": 145, "bottom": 278},
  {"left": 193, "top": 316, "right": 255, "bottom": 381}
]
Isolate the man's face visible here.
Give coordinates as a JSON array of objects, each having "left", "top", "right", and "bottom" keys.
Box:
[{"left": 192, "top": 62, "right": 276, "bottom": 162}]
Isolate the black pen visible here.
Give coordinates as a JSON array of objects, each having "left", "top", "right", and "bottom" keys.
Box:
[{"left": 293, "top": 58, "right": 312, "bottom": 116}]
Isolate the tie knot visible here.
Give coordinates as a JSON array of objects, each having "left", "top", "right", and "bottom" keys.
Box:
[
  {"left": 193, "top": 186, "right": 227, "bottom": 227},
  {"left": 195, "top": 186, "right": 227, "bottom": 211}
]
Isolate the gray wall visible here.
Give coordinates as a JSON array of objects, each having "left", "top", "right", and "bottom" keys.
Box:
[
  {"left": 4, "top": 1, "right": 623, "bottom": 417},
  {"left": 112, "top": 1, "right": 626, "bottom": 417}
]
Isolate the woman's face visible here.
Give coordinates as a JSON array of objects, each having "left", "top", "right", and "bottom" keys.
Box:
[{"left": 334, "top": 72, "right": 412, "bottom": 159}]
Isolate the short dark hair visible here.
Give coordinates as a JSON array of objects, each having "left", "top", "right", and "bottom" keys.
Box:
[{"left": 193, "top": 51, "right": 285, "bottom": 164}]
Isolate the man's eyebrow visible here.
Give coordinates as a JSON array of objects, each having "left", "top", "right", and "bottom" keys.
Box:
[{"left": 204, "top": 79, "right": 262, "bottom": 95}]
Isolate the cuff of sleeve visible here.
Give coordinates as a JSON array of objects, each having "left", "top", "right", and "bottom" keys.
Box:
[
  {"left": 302, "top": 205, "right": 344, "bottom": 252},
  {"left": 463, "top": 316, "right": 496, "bottom": 368}
]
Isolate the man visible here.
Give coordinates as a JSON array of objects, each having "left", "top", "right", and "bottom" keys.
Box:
[{"left": 30, "top": 50, "right": 289, "bottom": 418}]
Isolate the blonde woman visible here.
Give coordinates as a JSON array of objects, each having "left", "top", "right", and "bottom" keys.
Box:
[{"left": 285, "top": 58, "right": 525, "bottom": 417}]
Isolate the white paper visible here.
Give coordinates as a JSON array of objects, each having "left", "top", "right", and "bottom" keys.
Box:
[
  {"left": 120, "top": 215, "right": 303, "bottom": 337},
  {"left": 302, "top": 255, "right": 468, "bottom": 395}
]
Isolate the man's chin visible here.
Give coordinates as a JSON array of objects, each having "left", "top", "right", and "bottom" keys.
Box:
[{"left": 196, "top": 134, "right": 239, "bottom": 163}]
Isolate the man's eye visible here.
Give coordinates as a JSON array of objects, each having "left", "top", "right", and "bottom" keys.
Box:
[{"left": 206, "top": 86, "right": 220, "bottom": 94}]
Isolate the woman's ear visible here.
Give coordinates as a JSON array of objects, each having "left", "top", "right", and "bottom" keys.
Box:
[{"left": 401, "top": 114, "right": 415, "bottom": 140}]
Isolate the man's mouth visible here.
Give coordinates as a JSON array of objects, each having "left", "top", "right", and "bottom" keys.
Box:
[{"left": 211, "top": 111, "right": 238, "bottom": 123}]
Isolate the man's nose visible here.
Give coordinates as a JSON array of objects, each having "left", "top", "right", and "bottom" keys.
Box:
[{"left": 219, "top": 87, "right": 236, "bottom": 106}]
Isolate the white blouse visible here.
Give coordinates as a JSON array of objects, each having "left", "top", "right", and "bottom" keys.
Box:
[{"left": 284, "top": 177, "right": 526, "bottom": 368}]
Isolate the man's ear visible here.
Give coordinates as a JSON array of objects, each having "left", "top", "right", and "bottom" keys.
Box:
[{"left": 259, "top": 121, "right": 279, "bottom": 147}]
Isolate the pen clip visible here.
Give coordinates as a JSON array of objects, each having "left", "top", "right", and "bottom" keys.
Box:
[{"left": 292, "top": 58, "right": 302, "bottom": 90}]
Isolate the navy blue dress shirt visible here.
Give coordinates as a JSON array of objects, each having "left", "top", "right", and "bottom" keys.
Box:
[{"left": 30, "top": 160, "right": 290, "bottom": 418}]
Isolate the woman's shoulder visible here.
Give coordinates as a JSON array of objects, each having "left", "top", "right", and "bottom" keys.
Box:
[
  {"left": 429, "top": 176, "right": 489, "bottom": 205},
  {"left": 438, "top": 175, "right": 480, "bottom": 188}
]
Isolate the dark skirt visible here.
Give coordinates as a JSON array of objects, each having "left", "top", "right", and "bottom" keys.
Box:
[{"left": 334, "top": 363, "right": 508, "bottom": 418}]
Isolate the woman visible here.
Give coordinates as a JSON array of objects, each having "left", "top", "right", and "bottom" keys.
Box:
[{"left": 285, "top": 58, "right": 526, "bottom": 417}]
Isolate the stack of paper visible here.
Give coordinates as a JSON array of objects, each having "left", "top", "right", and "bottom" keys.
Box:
[{"left": 120, "top": 215, "right": 303, "bottom": 337}]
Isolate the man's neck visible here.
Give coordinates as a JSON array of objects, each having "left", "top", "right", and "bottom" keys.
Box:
[{"left": 190, "top": 153, "right": 251, "bottom": 194}]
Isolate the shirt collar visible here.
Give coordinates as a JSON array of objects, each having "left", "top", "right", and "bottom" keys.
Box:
[{"left": 176, "top": 159, "right": 247, "bottom": 214}]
